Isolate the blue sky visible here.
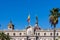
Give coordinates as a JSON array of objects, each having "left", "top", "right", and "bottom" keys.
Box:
[{"left": 0, "top": 0, "right": 60, "bottom": 30}]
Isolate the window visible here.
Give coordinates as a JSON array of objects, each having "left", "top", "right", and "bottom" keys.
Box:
[
  {"left": 19, "top": 33, "right": 21, "bottom": 35},
  {"left": 13, "top": 33, "right": 15, "bottom": 36},
  {"left": 7, "top": 33, "right": 9, "bottom": 35},
  {"left": 44, "top": 33, "right": 46, "bottom": 36},
  {"left": 50, "top": 33, "right": 52, "bottom": 36},
  {"left": 36, "top": 33, "right": 37, "bottom": 35},
  {"left": 57, "top": 33, "right": 58, "bottom": 36},
  {"left": 29, "top": 39, "right": 31, "bottom": 40},
  {"left": 24, "top": 33, "right": 25, "bottom": 34},
  {"left": 38, "top": 33, "right": 40, "bottom": 35}
]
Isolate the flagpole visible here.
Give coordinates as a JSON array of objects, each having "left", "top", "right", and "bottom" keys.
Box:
[
  {"left": 27, "top": 14, "right": 30, "bottom": 26},
  {"left": 27, "top": 14, "right": 30, "bottom": 40},
  {"left": 28, "top": 21, "right": 30, "bottom": 26}
]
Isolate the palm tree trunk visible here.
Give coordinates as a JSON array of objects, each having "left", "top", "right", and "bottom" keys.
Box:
[{"left": 54, "top": 25, "right": 56, "bottom": 40}]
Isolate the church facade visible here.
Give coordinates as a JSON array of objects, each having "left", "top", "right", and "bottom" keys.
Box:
[{"left": 0, "top": 16, "right": 60, "bottom": 40}]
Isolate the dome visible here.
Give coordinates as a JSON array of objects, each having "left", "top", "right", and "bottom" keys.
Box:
[
  {"left": 26, "top": 25, "right": 32, "bottom": 29},
  {"left": 34, "top": 24, "right": 41, "bottom": 31}
]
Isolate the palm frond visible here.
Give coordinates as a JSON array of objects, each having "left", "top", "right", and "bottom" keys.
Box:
[{"left": 0, "top": 32, "right": 10, "bottom": 40}]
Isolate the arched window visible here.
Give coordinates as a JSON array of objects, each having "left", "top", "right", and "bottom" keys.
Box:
[
  {"left": 57, "top": 33, "right": 58, "bottom": 36},
  {"left": 38, "top": 33, "right": 40, "bottom": 35},
  {"left": 50, "top": 33, "right": 52, "bottom": 36},
  {"left": 24, "top": 33, "right": 25, "bottom": 34},
  {"left": 7, "top": 33, "right": 9, "bottom": 35},
  {"left": 44, "top": 33, "right": 46, "bottom": 36},
  {"left": 13, "top": 33, "right": 15, "bottom": 36},
  {"left": 19, "top": 33, "right": 22, "bottom": 35},
  {"left": 29, "top": 39, "right": 31, "bottom": 40},
  {"left": 36, "top": 33, "right": 37, "bottom": 35}
]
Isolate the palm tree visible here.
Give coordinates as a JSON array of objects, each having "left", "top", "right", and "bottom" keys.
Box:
[
  {"left": 49, "top": 8, "right": 60, "bottom": 40},
  {"left": 6, "top": 35, "right": 10, "bottom": 40},
  {"left": 0, "top": 32, "right": 10, "bottom": 40},
  {"left": 0, "top": 32, "right": 6, "bottom": 40}
]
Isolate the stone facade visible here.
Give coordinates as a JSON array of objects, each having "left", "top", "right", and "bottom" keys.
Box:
[
  {"left": 0, "top": 26, "right": 60, "bottom": 40},
  {"left": 0, "top": 16, "right": 60, "bottom": 40}
]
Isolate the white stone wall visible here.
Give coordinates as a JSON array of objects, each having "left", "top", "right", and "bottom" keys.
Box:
[{"left": 0, "top": 29, "right": 60, "bottom": 40}]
